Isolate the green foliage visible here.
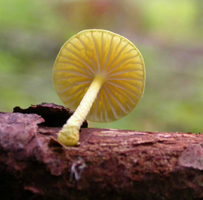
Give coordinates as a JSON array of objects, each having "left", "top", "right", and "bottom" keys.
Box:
[
  {"left": 0, "top": 0, "right": 202, "bottom": 133},
  {"left": 142, "top": 0, "right": 198, "bottom": 43},
  {"left": 0, "top": 0, "right": 60, "bottom": 31}
]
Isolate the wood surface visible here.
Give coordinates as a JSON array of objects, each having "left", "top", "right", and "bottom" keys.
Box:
[{"left": 0, "top": 104, "right": 202, "bottom": 200}]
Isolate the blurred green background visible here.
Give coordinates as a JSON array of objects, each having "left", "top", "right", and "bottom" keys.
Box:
[{"left": 0, "top": 0, "right": 202, "bottom": 133}]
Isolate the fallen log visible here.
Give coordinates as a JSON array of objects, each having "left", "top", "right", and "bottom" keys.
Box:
[{"left": 0, "top": 104, "right": 202, "bottom": 200}]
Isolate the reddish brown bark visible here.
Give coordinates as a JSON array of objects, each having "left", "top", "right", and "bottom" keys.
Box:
[{"left": 0, "top": 104, "right": 202, "bottom": 200}]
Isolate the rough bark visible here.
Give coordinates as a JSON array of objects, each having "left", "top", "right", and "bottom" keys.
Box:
[{"left": 0, "top": 104, "right": 202, "bottom": 200}]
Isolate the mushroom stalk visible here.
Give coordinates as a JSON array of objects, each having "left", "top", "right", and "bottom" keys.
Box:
[{"left": 57, "top": 75, "right": 105, "bottom": 146}]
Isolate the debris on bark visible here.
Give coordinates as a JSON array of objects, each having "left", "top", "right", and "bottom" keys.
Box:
[
  {"left": 0, "top": 103, "right": 202, "bottom": 200},
  {"left": 13, "top": 103, "right": 88, "bottom": 128}
]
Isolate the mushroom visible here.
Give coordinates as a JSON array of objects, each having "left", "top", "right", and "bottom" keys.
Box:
[{"left": 53, "top": 29, "right": 145, "bottom": 146}]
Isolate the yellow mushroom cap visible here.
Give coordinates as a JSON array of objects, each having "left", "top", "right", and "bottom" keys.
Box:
[{"left": 53, "top": 29, "right": 145, "bottom": 123}]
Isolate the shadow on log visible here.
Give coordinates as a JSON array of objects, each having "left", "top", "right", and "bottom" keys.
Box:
[{"left": 0, "top": 103, "right": 203, "bottom": 200}]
